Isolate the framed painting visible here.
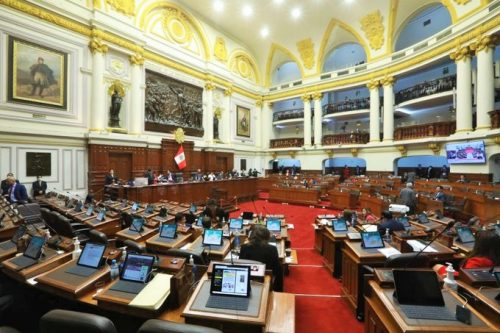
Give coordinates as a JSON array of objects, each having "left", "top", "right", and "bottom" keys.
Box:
[
  {"left": 236, "top": 105, "right": 250, "bottom": 137},
  {"left": 26, "top": 152, "right": 51, "bottom": 177},
  {"left": 8, "top": 36, "right": 68, "bottom": 109}
]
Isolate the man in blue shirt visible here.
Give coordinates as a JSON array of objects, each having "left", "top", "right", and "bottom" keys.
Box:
[
  {"left": 6, "top": 176, "right": 28, "bottom": 204},
  {"left": 435, "top": 185, "right": 446, "bottom": 201}
]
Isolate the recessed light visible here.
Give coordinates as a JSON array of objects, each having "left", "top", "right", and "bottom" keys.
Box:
[
  {"left": 291, "top": 8, "right": 301, "bottom": 19},
  {"left": 344, "top": 0, "right": 355, "bottom": 4},
  {"left": 242, "top": 5, "right": 253, "bottom": 17},
  {"left": 273, "top": 0, "right": 285, "bottom": 4},
  {"left": 260, "top": 27, "right": 269, "bottom": 38},
  {"left": 213, "top": 0, "right": 224, "bottom": 12}
]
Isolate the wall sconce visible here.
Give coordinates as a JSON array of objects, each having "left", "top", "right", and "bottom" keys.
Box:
[
  {"left": 396, "top": 145, "right": 407, "bottom": 156},
  {"left": 351, "top": 148, "right": 358, "bottom": 157}
]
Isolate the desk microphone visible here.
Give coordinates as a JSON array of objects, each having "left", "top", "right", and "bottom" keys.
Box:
[{"left": 404, "top": 220, "right": 456, "bottom": 269}]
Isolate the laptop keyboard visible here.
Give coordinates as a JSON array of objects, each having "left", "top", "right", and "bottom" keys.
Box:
[
  {"left": 110, "top": 280, "right": 146, "bottom": 294},
  {"left": 206, "top": 295, "right": 250, "bottom": 311},
  {"left": 0, "top": 241, "right": 16, "bottom": 250},
  {"left": 400, "top": 305, "right": 456, "bottom": 321},
  {"left": 65, "top": 265, "right": 98, "bottom": 277},
  {"left": 10, "top": 256, "right": 37, "bottom": 269}
]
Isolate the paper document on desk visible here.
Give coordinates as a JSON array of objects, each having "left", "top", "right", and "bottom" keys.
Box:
[
  {"left": 320, "top": 219, "right": 329, "bottom": 225},
  {"left": 287, "top": 224, "right": 294, "bottom": 229},
  {"left": 181, "top": 243, "right": 192, "bottom": 250},
  {"left": 129, "top": 273, "right": 172, "bottom": 310},
  {"left": 406, "top": 240, "right": 437, "bottom": 253},
  {"left": 377, "top": 247, "right": 401, "bottom": 258}
]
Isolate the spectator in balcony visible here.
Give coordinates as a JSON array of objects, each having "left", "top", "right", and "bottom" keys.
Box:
[
  {"left": 440, "top": 165, "right": 448, "bottom": 179},
  {"left": 355, "top": 165, "right": 362, "bottom": 176},
  {"left": 398, "top": 182, "right": 416, "bottom": 214},
  {"left": 343, "top": 165, "right": 350, "bottom": 181},
  {"left": 457, "top": 174, "right": 468, "bottom": 183},
  {"left": 416, "top": 164, "right": 423, "bottom": 178},
  {"left": 426, "top": 165, "right": 433, "bottom": 179},
  {"left": 434, "top": 186, "right": 446, "bottom": 201}
]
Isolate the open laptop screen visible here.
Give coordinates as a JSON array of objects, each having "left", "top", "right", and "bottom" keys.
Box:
[
  {"left": 266, "top": 219, "right": 281, "bottom": 232},
  {"left": 332, "top": 218, "right": 348, "bottom": 231},
  {"left": 159, "top": 224, "right": 177, "bottom": 239},
  {"left": 77, "top": 242, "right": 106, "bottom": 268},
  {"left": 203, "top": 229, "right": 223, "bottom": 246},
  {"left": 130, "top": 218, "right": 144, "bottom": 232},
  {"left": 361, "top": 231, "right": 384, "bottom": 249},
  {"left": 418, "top": 213, "right": 429, "bottom": 224},
  {"left": 398, "top": 216, "right": 410, "bottom": 228},
  {"left": 393, "top": 269, "right": 445, "bottom": 306},
  {"left": 456, "top": 227, "right": 475, "bottom": 243},
  {"left": 210, "top": 264, "right": 251, "bottom": 298},
  {"left": 120, "top": 253, "right": 155, "bottom": 283},
  {"left": 229, "top": 218, "right": 243, "bottom": 230},
  {"left": 24, "top": 236, "right": 45, "bottom": 260},
  {"left": 86, "top": 205, "right": 94, "bottom": 216},
  {"left": 96, "top": 210, "right": 106, "bottom": 222}
]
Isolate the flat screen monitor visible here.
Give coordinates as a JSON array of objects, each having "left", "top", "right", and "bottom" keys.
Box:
[
  {"left": 360, "top": 231, "right": 384, "bottom": 249},
  {"left": 332, "top": 218, "right": 348, "bottom": 231},
  {"left": 86, "top": 205, "right": 94, "bottom": 216},
  {"left": 210, "top": 264, "right": 251, "bottom": 298},
  {"left": 266, "top": 219, "right": 281, "bottom": 232},
  {"left": 229, "top": 218, "right": 243, "bottom": 230},
  {"left": 96, "top": 210, "right": 106, "bottom": 222},
  {"left": 196, "top": 216, "right": 203, "bottom": 227},
  {"left": 131, "top": 203, "right": 139, "bottom": 212},
  {"left": 203, "top": 229, "right": 223, "bottom": 246},
  {"left": 120, "top": 253, "right": 155, "bottom": 283},
  {"left": 145, "top": 205, "right": 154, "bottom": 214},
  {"left": 77, "top": 242, "right": 106, "bottom": 268},
  {"left": 456, "top": 226, "right": 475, "bottom": 243},
  {"left": 159, "top": 224, "right": 177, "bottom": 239},
  {"left": 242, "top": 211, "right": 254, "bottom": 220},
  {"left": 189, "top": 203, "right": 197, "bottom": 213},
  {"left": 446, "top": 140, "right": 486, "bottom": 164}
]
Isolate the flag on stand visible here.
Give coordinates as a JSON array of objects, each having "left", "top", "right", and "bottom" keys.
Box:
[{"left": 174, "top": 145, "right": 186, "bottom": 170}]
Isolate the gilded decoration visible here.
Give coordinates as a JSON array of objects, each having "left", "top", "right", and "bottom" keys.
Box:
[
  {"left": 397, "top": 145, "right": 407, "bottom": 156},
  {"left": 366, "top": 80, "right": 380, "bottom": 90},
  {"left": 214, "top": 106, "right": 222, "bottom": 119},
  {"left": 174, "top": 127, "right": 185, "bottom": 144},
  {"left": 453, "top": 0, "right": 471, "bottom": 4},
  {"left": 380, "top": 76, "right": 395, "bottom": 86},
  {"left": 428, "top": 143, "right": 441, "bottom": 155},
  {"left": 470, "top": 35, "right": 498, "bottom": 53},
  {"left": 129, "top": 50, "right": 145, "bottom": 65},
  {"left": 163, "top": 8, "right": 193, "bottom": 45},
  {"left": 312, "top": 92, "right": 322, "bottom": 101},
  {"left": 224, "top": 88, "right": 232, "bottom": 96},
  {"left": 106, "top": 0, "right": 135, "bottom": 16},
  {"left": 255, "top": 98, "right": 263, "bottom": 108},
  {"left": 360, "top": 10, "right": 385, "bottom": 50},
  {"left": 229, "top": 53, "right": 257, "bottom": 83},
  {"left": 214, "top": 37, "right": 228, "bottom": 62},
  {"left": 351, "top": 148, "right": 359, "bottom": 157},
  {"left": 88, "top": 28, "right": 108, "bottom": 54},
  {"left": 301, "top": 94, "right": 311, "bottom": 102},
  {"left": 296, "top": 38, "right": 315, "bottom": 70},
  {"left": 450, "top": 45, "right": 471, "bottom": 61},
  {"left": 204, "top": 81, "right": 215, "bottom": 90},
  {"left": 107, "top": 80, "right": 126, "bottom": 97},
  {"left": 325, "top": 149, "right": 334, "bottom": 158}
]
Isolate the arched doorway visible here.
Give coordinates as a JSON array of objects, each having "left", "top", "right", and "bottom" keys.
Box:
[
  {"left": 395, "top": 155, "right": 448, "bottom": 179},
  {"left": 323, "top": 157, "right": 366, "bottom": 176}
]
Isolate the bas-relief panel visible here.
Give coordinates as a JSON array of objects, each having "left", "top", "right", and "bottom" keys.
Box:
[{"left": 144, "top": 70, "right": 204, "bottom": 137}]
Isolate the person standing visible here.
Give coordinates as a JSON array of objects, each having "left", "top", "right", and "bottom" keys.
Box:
[
  {"left": 104, "top": 169, "right": 118, "bottom": 185},
  {"left": 145, "top": 169, "right": 154, "bottom": 185},
  {"left": 32, "top": 175, "right": 47, "bottom": 197},
  {"left": 6, "top": 176, "right": 28, "bottom": 204},
  {"left": 398, "top": 182, "right": 417, "bottom": 214},
  {"left": 426, "top": 165, "right": 433, "bottom": 179}
]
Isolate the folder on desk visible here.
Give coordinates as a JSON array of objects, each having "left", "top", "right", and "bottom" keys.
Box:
[{"left": 129, "top": 273, "right": 172, "bottom": 310}]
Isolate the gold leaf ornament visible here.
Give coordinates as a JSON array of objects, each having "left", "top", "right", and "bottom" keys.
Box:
[
  {"left": 214, "top": 37, "right": 228, "bottom": 62},
  {"left": 163, "top": 9, "right": 193, "bottom": 45},
  {"left": 360, "top": 10, "right": 385, "bottom": 50},
  {"left": 296, "top": 38, "right": 315, "bottom": 70},
  {"left": 174, "top": 128, "right": 185, "bottom": 144}
]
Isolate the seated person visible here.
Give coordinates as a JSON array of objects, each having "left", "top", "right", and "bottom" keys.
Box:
[
  {"left": 434, "top": 185, "right": 445, "bottom": 201},
  {"left": 240, "top": 224, "right": 283, "bottom": 292},
  {"left": 174, "top": 212, "right": 186, "bottom": 225},
  {"left": 362, "top": 207, "right": 377, "bottom": 224},
  {"left": 201, "top": 216, "right": 212, "bottom": 229},
  {"left": 456, "top": 174, "right": 468, "bottom": 183},
  {"left": 202, "top": 199, "right": 227, "bottom": 227},
  {"left": 377, "top": 210, "right": 405, "bottom": 236}
]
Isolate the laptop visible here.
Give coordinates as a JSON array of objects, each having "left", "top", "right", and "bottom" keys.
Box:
[
  {"left": 10, "top": 235, "right": 46, "bottom": 269},
  {"left": 206, "top": 264, "right": 251, "bottom": 311},
  {"left": 332, "top": 218, "right": 348, "bottom": 232},
  {"left": 0, "top": 224, "right": 27, "bottom": 250},
  {"left": 73, "top": 201, "right": 83, "bottom": 213},
  {"left": 242, "top": 211, "right": 254, "bottom": 224},
  {"left": 189, "top": 203, "right": 197, "bottom": 214},
  {"left": 159, "top": 223, "right": 177, "bottom": 239},
  {"left": 109, "top": 253, "right": 155, "bottom": 294},
  {"left": 131, "top": 202, "right": 139, "bottom": 212},
  {"left": 65, "top": 242, "right": 106, "bottom": 277},
  {"left": 417, "top": 213, "right": 429, "bottom": 224},
  {"left": 129, "top": 217, "right": 145, "bottom": 233},
  {"left": 86, "top": 205, "right": 94, "bottom": 216},
  {"left": 229, "top": 218, "right": 243, "bottom": 231},
  {"left": 393, "top": 269, "right": 456, "bottom": 321},
  {"left": 456, "top": 226, "right": 475, "bottom": 243},
  {"left": 360, "top": 231, "right": 385, "bottom": 249},
  {"left": 144, "top": 204, "right": 155, "bottom": 215},
  {"left": 266, "top": 219, "right": 281, "bottom": 237},
  {"left": 203, "top": 229, "right": 224, "bottom": 247}
]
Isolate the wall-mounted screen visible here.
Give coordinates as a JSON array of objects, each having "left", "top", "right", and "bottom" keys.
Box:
[{"left": 446, "top": 141, "right": 486, "bottom": 164}]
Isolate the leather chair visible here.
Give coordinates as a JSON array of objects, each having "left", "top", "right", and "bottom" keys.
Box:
[
  {"left": 54, "top": 214, "right": 91, "bottom": 243},
  {"left": 88, "top": 229, "right": 109, "bottom": 245},
  {"left": 40, "top": 207, "right": 51, "bottom": 226},
  {"left": 123, "top": 240, "right": 146, "bottom": 254},
  {"left": 0, "top": 327, "right": 20, "bottom": 333},
  {"left": 39, "top": 309, "right": 117, "bottom": 333},
  {"left": 165, "top": 248, "right": 208, "bottom": 265},
  {"left": 137, "top": 319, "right": 222, "bottom": 333},
  {"left": 384, "top": 252, "right": 429, "bottom": 268}
]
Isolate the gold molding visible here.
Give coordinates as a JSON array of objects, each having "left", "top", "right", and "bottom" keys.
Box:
[
  {"left": 297, "top": 38, "right": 315, "bottom": 70},
  {"left": 106, "top": 0, "right": 135, "bottom": 16},
  {"left": 325, "top": 149, "right": 334, "bottom": 158},
  {"left": 301, "top": 94, "right": 311, "bottom": 102},
  {"left": 360, "top": 10, "right": 385, "bottom": 51},
  {"left": 290, "top": 151, "right": 297, "bottom": 159},
  {"left": 88, "top": 28, "right": 109, "bottom": 54},
  {"left": 453, "top": 0, "right": 471, "bottom": 5},
  {"left": 129, "top": 50, "right": 145, "bottom": 65},
  {"left": 255, "top": 99, "right": 263, "bottom": 108},
  {"left": 271, "top": 152, "right": 278, "bottom": 160},
  {"left": 450, "top": 45, "right": 471, "bottom": 61},
  {"left": 396, "top": 145, "right": 407, "bottom": 156},
  {"left": 265, "top": 43, "right": 305, "bottom": 87},
  {"left": 107, "top": 80, "right": 126, "bottom": 97},
  {"left": 204, "top": 81, "right": 215, "bottom": 91},
  {"left": 470, "top": 34, "right": 498, "bottom": 53},
  {"left": 380, "top": 76, "right": 395, "bottom": 86},
  {"left": 224, "top": 88, "right": 232, "bottom": 96},
  {"left": 494, "top": 136, "right": 500, "bottom": 145},
  {"left": 228, "top": 50, "right": 260, "bottom": 84},
  {"left": 312, "top": 92, "right": 322, "bottom": 101},
  {"left": 214, "top": 36, "right": 228, "bottom": 62},
  {"left": 351, "top": 148, "right": 359, "bottom": 157},
  {"left": 428, "top": 143, "right": 441, "bottom": 155},
  {"left": 366, "top": 80, "right": 380, "bottom": 90}
]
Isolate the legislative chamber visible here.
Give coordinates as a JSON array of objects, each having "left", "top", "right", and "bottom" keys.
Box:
[{"left": 0, "top": 1, "right": 499, "bottom": 333}]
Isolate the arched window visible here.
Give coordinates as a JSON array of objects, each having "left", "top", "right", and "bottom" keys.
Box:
[
  {"left": 271, "top": 61, "right": 301, "bottom": 86},
  {"left": 322, "top": 43, "right": 366, "bottom": 73},
  {"left": 395, "top": 4, "right": 451, "bottom": 51}
]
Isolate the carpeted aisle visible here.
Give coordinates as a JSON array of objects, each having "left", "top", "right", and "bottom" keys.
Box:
[{"left": 231, "top": 199, "right": 364, "bottom": 333}]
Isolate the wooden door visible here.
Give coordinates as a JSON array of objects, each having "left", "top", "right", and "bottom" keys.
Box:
[{"left": 109, "top": 153, "right": 132, "bottom": 182}]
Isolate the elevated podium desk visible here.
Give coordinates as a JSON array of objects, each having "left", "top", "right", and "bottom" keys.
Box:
[
  {"left": 268, "top": 187, "right": 320, "bottom": 205},
  {"left": 365, "top": 280, "right": 498, "bottom": 333}
]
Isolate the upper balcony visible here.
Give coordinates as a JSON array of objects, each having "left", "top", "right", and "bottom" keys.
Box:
[
  {"left": 323, "top": 97, "right": 370, "bottom": 121},
  {"left": 395, "top": 75, "right": 456, "bottom": 110},
  {"left": 273, "top": 109, "right": 304, "bottom": 126}
]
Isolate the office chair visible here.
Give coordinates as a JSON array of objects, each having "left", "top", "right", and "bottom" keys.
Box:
[
  {"left": 121, "top": 212, "right": 134, "bottom": 229},
  {"left": 165, "top": 248, "right": 208, "bottom": 265},
  {"left": 137, "top": 319, "right": 222, "bottom": 333},
  {"left": 123, "top": 240, "right": 146, "bottom": 254},
  {"left": 40, "top": 207, "right": 51, "bottom": 225},
  {"left": 54, "top": 214, "right": 90, "bottom": 243},
  {"left": 384, "top": 253, "right": 429, "bottom": 268},
  {"left": 0, "top": 327, "right": 20, "bottom": 333},
  {"left": 88, "top": 230, "right": 109, "bottom": 244},
  {"left": 39, "top": 309, "right": 117, "bottom": 333}
]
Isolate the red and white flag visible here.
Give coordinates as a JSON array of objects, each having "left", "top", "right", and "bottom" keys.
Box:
[{"left": 174, "top": 145, "right": 186, "bottom": 170}]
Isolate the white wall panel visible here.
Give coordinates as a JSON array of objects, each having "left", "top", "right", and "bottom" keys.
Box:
[
  {"left": 0, "top": 147, "right": 12, "bottom": 177},
  {"left": 76, "top": 149, "right": 86, "bottom": 189},
  {"left": 62, "top": 149, "right": 73, "bottom": 190}
]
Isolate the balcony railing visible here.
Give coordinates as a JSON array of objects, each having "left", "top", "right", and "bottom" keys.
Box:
[
  {"left": 489, "top": 109, "right": 500, "bottom": 129},
  {"left": 322, "top": 133, "right": 369, "bottom": 145},
  {"left": 273, "top": 109, "right": 304, "bottom": 122},
  {"left": 323, "top": 97, "right": 370, "bottom": 115},
  {"left": 270, "top": 138, "right": 304, "bottom": 148},
  {"left": 395, "top": 75, "right": 456, "bottom": 105},
  {"left": 394, "top": 121, "right": 456, "bottom": 140}
]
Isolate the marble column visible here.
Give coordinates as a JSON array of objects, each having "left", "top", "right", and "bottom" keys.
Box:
[
  {"left": 312, "top": 92, "right": 323, "bottom": 146},
  {"left": 129, "top": 52, "right": 144, "bottom": 135},
  {"left": 203, "top": 82, "right": 215, "bottom": 143},
  {"left": 261, "top": 102, "right": 273, "bottom": 149},
  {"left": 302, "top": 94, "right": 312, "bottom": 147},
  {"left": 471, "top": 35, "right": 497, "bottom": 131},
  {"left": 450, "top": 46, "right": 473, "bottom": 133},
  {"left": 381, "top": 76, "right": 395, "bottom": 142},
  {"left": 367, "top": 80, "right": 380, "bottom": 143},
  {"left": 221, "top": 88, "right": 232, "bottom": 143},
  {"left": 88, "top": 29, "right": 108, "bottom": 132},
  {"left": 255, "top": 99, "right": 263, "bottom": 147}
]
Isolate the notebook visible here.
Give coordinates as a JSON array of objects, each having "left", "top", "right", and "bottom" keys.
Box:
[
  {"left": 206, "top": 264, "right": 251, "bottom": 311},
  {"left": 10, "top": 235, "right": 45, "bottom": 269},
  {"left": 159, "top": 223, "right": 177, "bottom": 239},
  {"left": 456, "top": 227, "right": 475, "bottom": 243},
  {"left": 360, "top": 231, "right": 385, "bottom": 249},
  {"left": 332, "top": 218, "right": 348, "bottom": 232},
  {"left": 109, "top": 253, "right": 155, "bottom": 294},
  {"left": 203, "top": 229, "right": 223, "bottom": 247},
  {"left": 66, "top": 242, "right": 106, "bottom": 277}
]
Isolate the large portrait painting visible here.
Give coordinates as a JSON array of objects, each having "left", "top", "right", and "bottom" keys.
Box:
[
  {"left": 236, "top": 105, "right": 250, "bottom": 137},
  {"left": 8, "top": 36, "right": 68, "bottom": 109},
  {"left": 145, "top": 70, "right": 203, "bottom": 137},
  {"left": 26, "top": 152, "right": 51, "bottom": 177}
]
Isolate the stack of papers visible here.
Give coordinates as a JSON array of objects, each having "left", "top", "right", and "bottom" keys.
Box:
[
  {"left": 129, "top": 273, "right": 172, "bottom": 310},
  {"left": 377, "top": 247, "right": 401, "bottom": 258},
  {"left": 406, "top": 240, "right": 437, "bottom": 252},
  {"left": 287, "top": 224, "right": 294, "bottom": 229}
]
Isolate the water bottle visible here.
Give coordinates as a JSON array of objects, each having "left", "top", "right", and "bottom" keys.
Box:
[
  {"left": 189, "top": 255, "right": 197, "bottom": 280},
  {"left": 110, "top": 259, "right": 119, "bottom": 280},
  {"left": 234, "top": 234, "right": 240, "bottom": 253},
  {"left": 72, "top": 237, "right": 81, "bottom": 260},
  {"left": 385, "top": 228, "right": 391, "bottom": 242}
]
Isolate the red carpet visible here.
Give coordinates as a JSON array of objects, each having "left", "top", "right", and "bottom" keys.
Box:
[{"left": 233, "top": 200, "right": 363, "bottom": 333}]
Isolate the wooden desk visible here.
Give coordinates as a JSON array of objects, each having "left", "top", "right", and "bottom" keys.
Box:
[
  {"left": 189, "top": 236, "right": 231, "bottom": 261},
  {"left": 0, "top": 219, "right": 18, "bottom": 241},
  {"left": 264, "top": 292, "right": 295, "bottom": 333},
  {"left": 329, "top": 190, "right": 359, "bottom": 210},
  {"left": 146, "top": 233, "right": 191, "bottom": 253},
  {"left": 321, "top": 226, "right": 354, "bottom": 278},
  {"left": 417, "top": 195, "right": 444, "bottom": 213},
  {"left": 269, "top": 187, "right": 320, "bottom": 205},
  {"left": 365, "top": 280, "right": 498, "bottom": 333},
  {"left": 84, "top": 217, "right": 121, "bottom": 236},
  {"left": 453, "top": 240, "right": 474, "bottom": 254},
  {"left": 457, "top": 280, "right": 500, "bottom": 330},
  {"left": 115, "top": 226, "right": 157, "bottom": 243},
  {"left": 358, "top": 195, "right": 389, "bottom": 217},
  {"left": 0, "top": 241, "right": 17, "bottom": 262},
  {"left": 2, "top": 250, "right": 72, "bottom": 281}
]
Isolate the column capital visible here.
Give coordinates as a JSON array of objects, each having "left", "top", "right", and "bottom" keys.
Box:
[
  {"left": 470, "top": 35, "right": 498, "bottom": 53},
  {"left": 450, "top": 45, "right": 471, "bottom": 61},
  {"left": 380, "top": 76, "right": 395, "bottom": 87},
  {"left": 311, "top": 92, "right": 322, "bottom": 101},
  {"left": 88, "top": 28, "right": 108, "bottom": 54},
  {"left": 301, "top": 94, "right": 311, "bottom": 102},
  {"left": 129, "top": 49, "right": 145, "bottom": 65},
  {"left": 204, "top": 81, "right": 216, "bottom": 90},
  {"left": 366, "top": 80, "right": 380, "bottom": 90},
  {"left": 255, "top": 98, "right": 264, "bottom": 107},
  {"left": 266, "top": 101, "right": 273, "bottom": 108},
  {"left": 224, "top": 87, "right": 233, "bottom": 96}
]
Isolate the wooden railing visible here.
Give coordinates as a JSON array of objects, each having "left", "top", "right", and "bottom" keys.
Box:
[
  {"left": 322, "top": 133, "right": 369, "bottom": 145},
  {"left": 273, "top": 109, "right": 304, "bottom": 122},
  {"left": 270, "top": 138, "right": 304, "bottom": 148},
  {"left": 489, "top": 109, "right": 500, "bottom": 129},
  {"left": 323, "top": 97, "right": 370, "bottom": 115},
  {"left": 394, "top": 121, "right": 455, "bottom": 140},
  {"left": 395, "top": 75, "right": 456, "bottom": 104}
]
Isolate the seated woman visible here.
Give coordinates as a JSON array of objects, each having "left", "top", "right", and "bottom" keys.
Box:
[
  {"left": 240, "top": 224, "right": 283, "bottom": 292},
  {"left": 377, "top": 210, "right": 405, "bottom": 235},
  {"left": 362, "top": 207, "right": 377, "bottom": 224}
]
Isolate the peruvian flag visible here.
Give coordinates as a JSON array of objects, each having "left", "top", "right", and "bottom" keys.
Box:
[{"left": 174, "top": 145, "right": 186, "bottom": 170}]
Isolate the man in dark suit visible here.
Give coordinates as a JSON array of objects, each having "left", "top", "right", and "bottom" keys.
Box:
[
  {"left": 377, "top": 211, "right": 405, "bottom": 236},
  {"left": 6, "top": 176, "right": 28, "bottom": 204},
  {"left": 1, "top": 173, "right": 14, "bottom": 196},
  {"left": 104, "top": 169, "right": 118, "bottom": 185},
  {"left": 398, "top": 182, "right": 417, "bottom": 214},
  {"left": 434, "top": 186, "right": 446, "bottom": 201},
  {"left": 32, "top": 175, "right": 47, "bottom": 197}
]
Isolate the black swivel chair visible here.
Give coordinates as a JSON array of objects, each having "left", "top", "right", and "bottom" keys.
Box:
[
  {"left": 0, "top": 327, "right": 20, "bottom": 333},
  {"left": 123, "top": 240, "right": 146, "bottom": 254},
  {"left": 137, "top": 319, "right": 222, "bottom": 333},
  {"left": 54, "top": 214, "right": 91, "bottom": 244},
  {"left": 165, "top": 248, "right": 208, "bottom": 265},
  {"left": 39, "top": 309, "right": 117, "bottom": 333}
]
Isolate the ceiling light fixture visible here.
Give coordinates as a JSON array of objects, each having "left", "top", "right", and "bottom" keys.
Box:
[
  {"left": 242, "top": 5, "right": 253, "bottom": 17},
  {"left": 344, "top": 0, "right": 355, "bottom": 4},
  {"left": 273, "top": 0, "right": 285, "bottom": 4},
  {"left": 213, "top": 0, "right": 224, "bottom": 12},
  {"left": 260, "top": 27, "right": 269, "bottom": 38},
  {"left": 291, "top": 8, "right": 301, "bottom": 19}
]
